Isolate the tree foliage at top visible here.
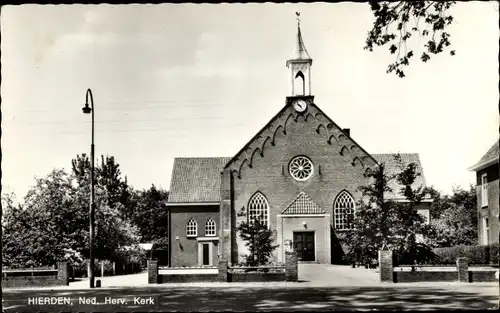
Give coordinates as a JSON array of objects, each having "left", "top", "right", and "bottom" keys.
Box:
[
  {"left": 2, "top": 153, "right": 170, "bottom": 268},
  {"left": 342, "top": 154, "right": 433, "bottom": 265},
  {"left": 131, "top": 185, "right": 169, "bottom": 245},
  {"left": 365, "top": 1, "right": 456, "bottom": 77},
  {"left": 2, "top": 169, "right": 88, "bottom": 268},
  {"left": 237, "top": 213, "right": 279, "bottom": 267},
  {"left": 426, "top": 185, "right": 478, "bottom": 247}
]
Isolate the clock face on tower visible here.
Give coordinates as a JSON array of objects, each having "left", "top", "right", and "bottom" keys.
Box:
[{"left": 293, "top": 99, "right": 308, "bottom": 112}]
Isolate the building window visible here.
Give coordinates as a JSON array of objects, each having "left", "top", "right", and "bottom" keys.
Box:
[
  {"left": 481, "top": 173, "right": 488, "bottom": 207},
  {"left": 186, "top": 219, "right": 197, "bottom": 237},
  {"left": 248, "top": 192, "right": 269, "bottom": 227},
  {"left": 483, "top": 217, "right": 490, "bottom": 245},
  {"left": 289, "top": 156, "right": 314, "bottom": 181},
  {"left": 334, "top": 190, "right": 355, "bottom": 231},
  {"left": 205, "top": 218, "right": 216, "bottom": 237}
]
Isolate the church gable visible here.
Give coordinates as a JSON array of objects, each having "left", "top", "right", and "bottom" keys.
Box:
[
  {"left": 281, "top": 192, "right": 325, "bottom": 215},
  {"left": 224, "top": 97, "right": 378, "bottom": 180}
]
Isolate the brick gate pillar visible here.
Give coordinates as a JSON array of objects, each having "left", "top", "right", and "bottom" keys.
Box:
[
  {"left": 218, "top": 260, "right": 229, "bottom": 282},
  {"left": 147, "top": 260, "right": 158, "bottom": 284},
  {"left": 285, "top": 251, "right": 298, "bottom": 282},
  {"left": 57, "top": 262, "right": 69, "bottom": 285},
  {"left": 378, "top": 249, "right": 393, "bottom": 282},
  {"left": 456, "top": 257, "right": 469, "bottom": 283}
]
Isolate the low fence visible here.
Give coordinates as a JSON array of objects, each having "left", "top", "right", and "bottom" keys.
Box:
[
  {"left": 380, "top": 250, "right": 498, "bottom": 283},
  {"left": 2, "top": 262, "right": 69, "bottom": 288},
  {"left": 148, "top": 252, "right": 298, "bottom": 284}
]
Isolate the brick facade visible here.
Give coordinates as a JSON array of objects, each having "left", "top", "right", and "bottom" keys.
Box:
[
  {"left": 476, "top": 163, "right": 499, "bottom": 245},
  {"left": 169, "top": 205, "right": 220, "bottom": 267},
  {"left": 167, "top": 99, "right": 431, "bottom": 266},
  {"left": 224, "top": 100, "right": 375, "bottom": 264}
]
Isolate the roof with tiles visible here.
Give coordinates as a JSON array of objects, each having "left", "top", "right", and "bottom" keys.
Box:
[
  {"left": 281, "top": 192, "right": 326, "bottom": 215},
  {"left": 167, "top": 157, "right": 231, "bottom": 203},
  {"left": 468, "top": 140, "right": 499, "bottom": 171},
  {"left": 167, "top": 153, "right": 428, "bottom": 204}
]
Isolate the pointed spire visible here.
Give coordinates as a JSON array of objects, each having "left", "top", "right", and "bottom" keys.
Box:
[{"left": 295, "top": 12, "right": 311, "bottom": 60}]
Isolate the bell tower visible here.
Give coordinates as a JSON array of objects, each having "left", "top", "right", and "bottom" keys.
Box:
[{"left": 286, "top": 12, "right": 313, "bottom": 97}]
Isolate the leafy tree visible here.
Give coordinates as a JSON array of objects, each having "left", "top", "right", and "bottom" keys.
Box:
[
  {"left": 365, "top": 1, "right": 456, "bottom": 77},
  {"left": 70, "top": 153, "right": 140, "bottom": 260},
  {"left": 2, "top": 154, "right": 141, "bottom": 268},
  {"left": 237, "top": 216, "right": 278, "bottom": 267},
  {"left": 130, "top": 185, "right": 169, "bottom": 243},
  {"left": 2, "top": 169, "right": 86, "bottom": 268},
  {"left": 427, "top": 185, "right": 477, "bottom": 247},
  {"left": 390, "top": 155, "right": 434, "bottom": 264},
  {"left": 342, "top": 155, "right": 433, "bottom": 266}
]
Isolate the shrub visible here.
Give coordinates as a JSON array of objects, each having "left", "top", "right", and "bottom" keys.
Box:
[
  {"left": 392, "top": 243, "right": 437, "bottom": 266},
  {"left": 432, "top": 244, "right": 497, "bottom": 264},
  {"left": 488, "top": 243, "right": 499, "bottom": 265}
]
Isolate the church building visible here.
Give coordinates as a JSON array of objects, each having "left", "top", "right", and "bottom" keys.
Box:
[{"left": 167, "top": 18, "right": 431, "bottom": 267}]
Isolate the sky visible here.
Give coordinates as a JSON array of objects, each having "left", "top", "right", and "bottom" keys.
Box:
[{"left": 2, "top": 3, "right": 499, "bottom": 202}]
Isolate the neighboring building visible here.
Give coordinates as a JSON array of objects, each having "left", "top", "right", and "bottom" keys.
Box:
[
  {"left": 468, "top": 140, "right": 499, "bottom": 245},
  {"left": 166, "top": 20, "right": 432, "bottom": 267}
]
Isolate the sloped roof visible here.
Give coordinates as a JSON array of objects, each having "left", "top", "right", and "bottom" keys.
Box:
[
  {"left": 281, "top": 192, "right": 326, "bottom": 215},
  {"left": 167, "top": 157, "right": 231, "bottom": 204},
  {"left": 372, "top": 153, "right": 428, "bottom": 200},
  {"left": 468, "top": 140, "right": 499, "bottom": 171},
  {"left": 167, "top": 154, "right": 428, "bottom": 204}
]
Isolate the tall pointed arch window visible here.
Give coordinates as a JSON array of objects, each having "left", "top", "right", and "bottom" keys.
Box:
[
  {"left": 334, "top": 191, "right": 355, "bottom": 231},
  {"left": 186, "top": 219, "right": 197, "bottom": 237},
  {"left": 248, "top": 192, "right": 269, "bottom": 227},
  {"left": 205, "top": 218, "right": 216, "bottom": 237}
]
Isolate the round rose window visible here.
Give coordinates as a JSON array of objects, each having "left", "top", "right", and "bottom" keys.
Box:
[{"left": 289, "top": 156, "right": 314, "bottom": 181}]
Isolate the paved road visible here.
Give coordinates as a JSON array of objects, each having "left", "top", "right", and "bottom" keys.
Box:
[
  {"left": 3, "top": 282, "right": 498, "bottom": 312},
  {"left": 298, "top": 264, "right": 380, "bottom": 286}
]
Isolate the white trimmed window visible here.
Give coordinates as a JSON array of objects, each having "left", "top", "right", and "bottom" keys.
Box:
[
  {"left": 248, "top": 192, "right": 269, "bottom": 227},
  {"left": 481, "top": 173, "right": 488, "bottom": 207},
  {"left": 186, "top": 219, "right": 197, "bottom": 237},
  {"left": 483, "top": 217, "right": 490, "bottom": 245},
  {"left": 205, "top": 218, "right": 216, "bottom": 237},
  {"left": 334, "top": 190, "right": 355, "bottom": 231}
]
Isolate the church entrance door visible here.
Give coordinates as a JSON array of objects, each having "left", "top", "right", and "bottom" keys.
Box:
[{"left": 294, "top": 231, "right": 315, "bottom": 261}]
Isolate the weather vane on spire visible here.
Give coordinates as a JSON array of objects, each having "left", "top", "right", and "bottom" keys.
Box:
[{"left": 296, "top": 11, "right": 301, "bottom": 27}]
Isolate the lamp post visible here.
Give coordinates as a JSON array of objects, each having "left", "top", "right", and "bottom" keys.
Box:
[{"left": 82, "top": 88, "right": 95, "bottom": 288}]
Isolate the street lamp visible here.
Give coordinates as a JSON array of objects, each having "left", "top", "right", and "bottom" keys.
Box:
[{"left": 82, "top": 88, "right": 95, "bottom": 288}]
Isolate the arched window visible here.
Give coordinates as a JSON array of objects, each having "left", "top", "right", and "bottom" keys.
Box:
[
  {"left": 205, "top": 218, "right": 216, "bottom": 237},
  {"left": 334, "top": 191, "right": 355, "bottom": 231},
  {"left": 248, "top": 192, "right": 269, "bottom": 227},
  {"left": 186, "top": 219, "right": 197, "bottom": 237}
]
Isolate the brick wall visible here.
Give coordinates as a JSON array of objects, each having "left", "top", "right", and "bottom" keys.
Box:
[
  {"left": 468, "top": 271, "right": 497, "bottom": 282},
  {"left": 2, "top": 263, "right": 69, "bottom": 288},
  {"left": 393, "top": 271, "right": 457, "bottom": 283},
  {"left": 170, "top": 205, "right": 219, "bottom": 267},
  {"left": 227, "top": 104, "right": 375, "bottom": 264},
  {"left": 230, "top": 272, "right": 286, "bottom": 282},
  {"left": 158, "top": 274, "right": 220, "bottom": 283}
]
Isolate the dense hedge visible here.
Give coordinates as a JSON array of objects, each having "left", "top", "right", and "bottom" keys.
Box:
[
  {"left": 392, "top": 244, "right": 499, "bottom": 265},
  {"left": 432, "top": 244, "right": 499, "bottom": 265}
]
